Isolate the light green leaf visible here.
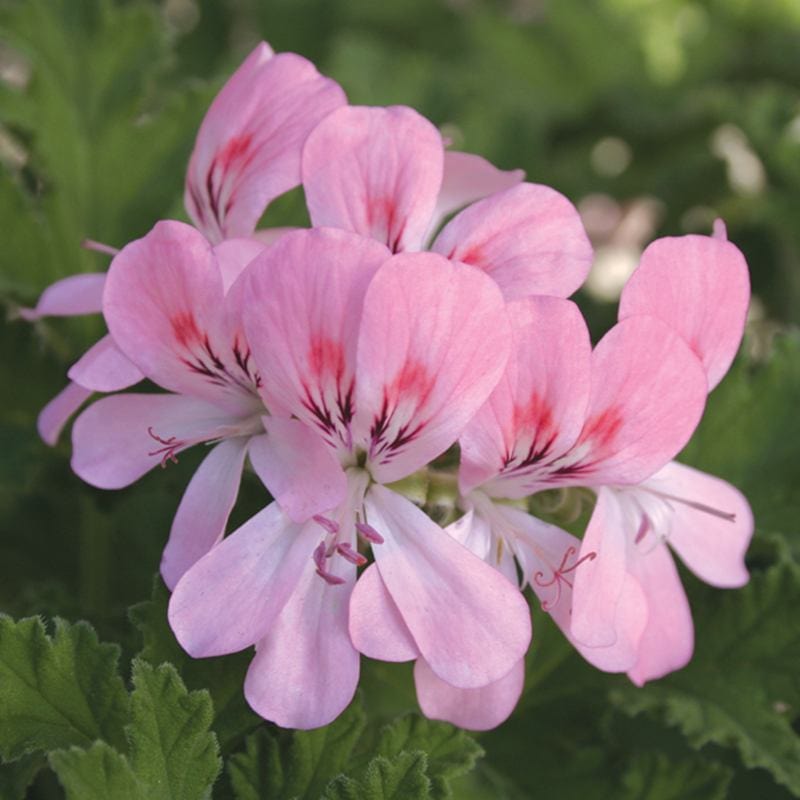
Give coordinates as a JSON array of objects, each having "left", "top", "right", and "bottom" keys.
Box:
[
  {"left": 323, "top": 752, "right": 432, "bottom": 800},
  {"left": 0, "top": 616, "right": 129, "bottom": 759},
  {"left": 611, "top": 559, "right": 800, "bottom": 794},
  {"left": 49, "top": 742, "right": 143, "bottom": 800},
  {"left": 127, "top": 660, "right": 221, "bottom": 800},
  {"left": 619, "top": 752, "right": 733, "bottom": 800}
]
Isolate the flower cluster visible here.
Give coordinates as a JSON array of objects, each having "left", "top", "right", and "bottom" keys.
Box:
[{"left": 25, "top": 42, "right": 753, "bottom": 731}]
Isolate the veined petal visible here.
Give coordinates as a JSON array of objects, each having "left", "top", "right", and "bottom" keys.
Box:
[
  {"left": 644, "top": 461, "right": 752, "bottom": 588},
  {"left": 303, "top": 105, "right": 444, "bottom": 252},
  {"left": 71, "top": 393, "right": 238, "bottom": 489},
  {"left": 67, "top": 334, "right": 144, "bottom": 392},
  {"left": 426, "top": 151, "right": 524, "bottom": 240},
  {"left": 243, "top": 228, "right": 390, "bottom": 451},
  {"left": 19, "top": 273, "right": 106, "bottom": 320},
  {"left": 168, "top": 502, "right": 319, "bottom": 656},
  {"left": 619, "top": 233, "right": 750, "bottom": 391},
  {"left": 355, "top": 252, "right": 510, "bottom": 484},
  {"left": 459, "top": 297, "right": 591, "bottom": 496},
  {"left": 104, "top": 220, "right": 260, "bottom": 414},
  {"left": 562, "top": 316, "right": 707, "bottom": 486},
  {"left": 364, "top": 486, "right": 531, "bottom": 689},
  {"left": 160, "top": 436, "right": 250, "bottom": 590},
  {"left": 248, "top": 417, "right": 347, "bottom": 523},
  {"left": 626, "top": 537, "right": 694, "bottom": 686},
  {"left": 431, "top": 183, "right": 592, "bottom": 299},
  {"left": 185, "top": 46, "right": 346, "bottom": 243},
  {"left": 349, "top": 563, "right": 420, "bottom": 662},
  {"left": 245, "top": 546, "right": 359, "bottom": 729},
  {"left": 37, "top": 381, "right": 92, "bottom": 446},
  {"left": 414, "top": 657, "right": 524, "bottom": 732},
  {"left": 213, "top": 238, "right": 266, "bottom": 294}
]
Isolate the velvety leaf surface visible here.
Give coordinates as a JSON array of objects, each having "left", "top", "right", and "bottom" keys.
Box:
[
  {"left": 49, "top": 742, "right": 143, "bottom": 800},
  {"left": 323, "top": 752, "right": 432, "bottom": 800}
]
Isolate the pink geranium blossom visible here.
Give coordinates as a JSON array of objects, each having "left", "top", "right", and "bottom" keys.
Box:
[{"left": 167, "top": 227, "right": 532, "bottom": 728}]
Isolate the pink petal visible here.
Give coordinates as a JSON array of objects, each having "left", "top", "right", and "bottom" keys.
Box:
[
  {"left": 570, "top": 315, "right": 708, "bottom": 486},
  {"left": 645, "top": 461, "right": 753, "bottom": 588},
  {"left": 355, "top": 252, "right": 510, "bottom": 484},
  {"left": 459, "top": 297, "right": 592, "bottom": 496},
  {"left": 213, "top": 238, "right": 266, "bottom": 293},
  {"left": 168, "top": 502, "right": 319, "bottom": 656},
  {"left": 19, "top": 273, "right": 106, "bottom": 320},
  {"left": 37, "top": 381, "right": 92, "bottom": 446},
  {"left": 426, "top": 150, "right": 524, "bottom": 238},
  {"left": 244, "top": 548, "right": 359, "bottom": 729},
  {"left": 570, "top": 488, "right": 629, "bottom": 648},
  {"left": 349, "top": 563, "right": 420, "bottom": 662},
  {"left": 70, "top": 393, "right": 236, "bottom": 489},
  {"left": 303, "top": 105, "right": 444, "bottom": 252},
  {"left": 364, "top": 486, "right": 531, "bottom": 689},
  {"left": 247, "top": 417, "right": 347, "bottom": 523},
  {"left": 249, "top": 226, "right": 299, "bottom": 247},
  {"left": 185, "top": 46, "right": 346, "bottom": 243},
  {"left": 242, "top": 228, "right": 390, "bottom": 449},
  {"left": 618, "top": 233, "right": 750, "bottom": 391},
  {"left": 626, "top": 540, "right": 694, "bottom": 686},
  {"left": 67, "top": 334, "right": 144, "bottom": 392},
  {"left": 104, "top": 221, "right": 257, "bottom": 415},
  {"left": 431, "top": 183, "right": 592, "bottom": 300},
  {"left": 160, "top": 436, "right": 249, "bottom": 590},
  {"left": 414, "top": 657, "right": 524, "bottom": 731}
]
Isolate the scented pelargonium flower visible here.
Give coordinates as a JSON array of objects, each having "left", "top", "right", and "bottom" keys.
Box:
[
  {"left": 21, "top": 41, "right": 346, "bottom": 444},
  {"left": 71, "top": 221, "right": 346, "bottom": 588},
  {"left": 168, "top": 227, "right": 532, "bottom": 728}
]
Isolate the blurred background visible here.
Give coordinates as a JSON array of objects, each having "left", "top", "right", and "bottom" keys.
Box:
[{"left": 1, "top": 1, "right": 799, "bottom": 798}]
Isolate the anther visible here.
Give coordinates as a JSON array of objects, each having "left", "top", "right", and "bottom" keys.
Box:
[
  {"left": 336, "top": 542, "right": 367, "bottom": 566},
  {"left": 356, "top": 522, "right": 384, "bottom": 544},
  {"left": 313, "top": 514, "right": 340, "bottom": 535}
]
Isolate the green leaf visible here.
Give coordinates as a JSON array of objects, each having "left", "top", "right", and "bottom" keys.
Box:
[
  {"left": 0, "top": 752, "right": 46, "bottom": 800},
  {"left": 0, "top": 616, "right": 129, "bottom": 759},
  {"left": 49, "top": 742, "right": 143, "bottom": 800},
  {"left": 611, "top": 559, "right": 800, "bottom": 794},
  {"left": 619, "top": 752, "right": 733, "bottom": 800},
  {"left": 323, "top": 752, "right": 432, "bottom": 800},
  {"left": 228, "top": 694, "right": 366, "bottom": 800},
  {"left": 127, "top": 660, "right": 221, "bottom": 800}
]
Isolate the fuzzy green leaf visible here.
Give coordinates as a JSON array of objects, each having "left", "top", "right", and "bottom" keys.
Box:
[
  {"left": 619, "top": 752, "right": 733, "bottom": 800},
  {"left": 0, "top": 616, "right": 128, "bottom": 760},
  {"left": 323, "top": 752, "right": 432, "bottom": 800},
  {"left": 611, "top": 559, "right": 800, "bottom": 794},
  {"left": 0, "top": 752, "right": 46, "bottom": 800},
  {"left": 49, "top": 742, "right": 143, "bottom": 800}
]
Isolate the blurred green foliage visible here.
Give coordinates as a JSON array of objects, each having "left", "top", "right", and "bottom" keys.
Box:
[{"left": 1, "top": 0, "right": 799, "bottom": 798}]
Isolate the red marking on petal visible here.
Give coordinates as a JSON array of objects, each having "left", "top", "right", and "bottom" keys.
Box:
[
  {"left": 515, "top": 392, "right": 554, "bottom": 439},
  {"left": 218, "top": 133, "right": 254, "bottom": 170},
  {"left": 171, "top": 312, "right": 203, "bottom": 348},
  {"left": 388, "top": 360, "right": 433, "bottom": 401},
  {"left": 457, "top": 244, "right": 485, "bottom": 268},
  {"left": 308, "top": 336, "right": 345, "bottom": 379},
  {"left": 581, "top": 406, "right": 623, "bottom": 449}
]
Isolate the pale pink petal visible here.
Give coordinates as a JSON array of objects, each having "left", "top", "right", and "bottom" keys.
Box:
[
  {"left": 185, "top": 46, "right": 346, "bottom": 243},
  {"left": 168, "top": 502, "right": 319, "bottom": 656},
  {"left": 459, "top": 297, "right": 591, "bottom": 496},
  {"left": 414, "top": 657, "right": 524, "bottom": 731},
  {"left": 426, "top": 151, "right": 525, "bottom": 238},
  {"left": 104, "top": 220, "right": 258, "bottom": 415},
  {"left": 247, "top": 417, "right": 347, "bottom": 523},
  {"left": 355, "top": 252, "right": 510, "bottom": 484},
  {"left": 626, "top": 539, "right": 694, "bottom": 686},
  {"left": 431, "top": 183, "right": 592, "bottom": 299},
  {"left": 645, "top": 461, "right": 752, "bottom": 588},
  {"left": 303, "top": 105, "right": 443, "bottom": 252},
  {"left": 67, "top": 334, "right": 144, "bottom": 392},
  {"left": 446, "top": 509, "right": 493, "bottom": 563},
  {"left": 70, "top": 393, "right": 237, "bottom": 489},
  {"left": 213, "top": 238, "right": 266, "bottom": 293},
  {"left": 19, "top": 273, "right": 106, "bottom": 320},
  {"left": 242, "top": 228, "right": 390, "bottom": 450},
  {"left": 37, "top": 381, "right": 92, "bottom": 446},
  {"left": 245, "top": 549, "right": 359, "bottom": 729},
  {"left": 570, "top": 488, "right": 629, "bottom": 648},
  {"left": 618, "top": 233, "right": 750, "bottom": 391},
  {"left": 363, "top": 486, "right": 531, "bottom": 689},
  {"left": 160, "top": 436, "right": 250, "bottom": 590},
  {"left": 567, "top": 316, "right": 707, "bottom": 486},
  {"left": 349, "top": 563, "right": 420, "bottom": 662}
]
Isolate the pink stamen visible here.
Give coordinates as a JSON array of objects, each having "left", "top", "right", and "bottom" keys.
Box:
[
  {"left": 356, "top": 522, "right": 384, "bottom": 544},
  {"left": 336, "top": 542, "right": 367, "bottom": 566},
  {"left": 81, "top": 238, "right": 120, "bottom": 257},
  {"left": 316, "top": 569, "right": 346, "bottom": 586},
  {"left": 147, "top": 427, "right": 182, "bottom": 467},
  {"left": 313, "top": 514, "right": 340, "bottom": 535},
  {"left": 533, "top": 546, "right": 597, "bottom": 611},
  {"left": 634, "top": 515, "right": 650, "bottom": 544}
]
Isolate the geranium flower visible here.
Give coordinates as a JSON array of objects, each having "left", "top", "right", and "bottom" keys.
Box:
[{"left": 168, "top": 227, "right": 532, "bottom": 728}]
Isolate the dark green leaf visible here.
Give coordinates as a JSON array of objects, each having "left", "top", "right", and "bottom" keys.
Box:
[
  {"left": 49, "top": 742, "right": 143, "bottom": 800},
  {"left": 619, "top": 752, "right": 733, "bottom": 800},
  {"left": 0, "top": 752, "right": 46, "bottom": 800},
  {"left": 323, "top": 752, "right": 431, "bottom": 800}
]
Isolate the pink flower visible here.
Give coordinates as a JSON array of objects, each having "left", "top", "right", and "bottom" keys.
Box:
[
  {"left": 71, "top": 221, "right": 346, "bottom": 589},
  {"left": 22, "top": 41, "right": 346, "bottom": 443},
  {"left": 167, "top": 227, "right": 532, "bottom": 728},
  {"left": 301, "top": 104, "right": 592, "bottom": 299}
]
